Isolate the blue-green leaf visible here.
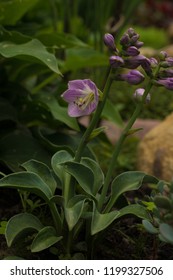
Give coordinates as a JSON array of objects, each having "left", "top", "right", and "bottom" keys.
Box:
[
  {"left": 106, "top": 171, "right": 158, "bottom": 211},
  {"left": 159, "top": 223, "right": 173, "bottom": 245},
  {"left": 22, "top": 159, "right": 57, "bottom": 195},
  {"left": 81, "top": 157, "right": 104, "bottom": 195},
  {"left": 5, "top": 213, "right": 43, "bottom": 247},
  {"left": 91, "top": 203, "right": 119, "bottom": 235},
  {"left": 0, "top": 171, "right": 53, "bottom": 202},
  {"left": 31, "top": 226, "right": 62, "bottom": 252}
]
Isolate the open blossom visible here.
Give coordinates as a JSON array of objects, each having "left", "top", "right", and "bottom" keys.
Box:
[
  {"left": 61, "top": 79, "right": 99, "bottom": 117},
  {"left": 118, "top": 70, "right": 144, "bottom": 85}
]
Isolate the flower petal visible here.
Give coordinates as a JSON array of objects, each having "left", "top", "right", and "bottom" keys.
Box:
[{"left": 61, "top": 89, "right": 85, "bottom": 102}]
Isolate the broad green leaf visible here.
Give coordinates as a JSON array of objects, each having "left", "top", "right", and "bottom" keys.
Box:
[
  {"left": 0, "top": 39, "right": 61, "bottom": 75},
  {"left": 81, "top": 157, "right": 104, "bottom": 195},
  {"left": 154, "top": 196, "right": 172, "bottom": 210},
  {"left": 0, "top": 221, "right": 7, "bottom": 235},
  {"left": 0, "top": 0, "right": 40, "bottom": 25},
  {"left": 0, "top": 171, "right": 53, "bottom": 202},
  {"left": 5, "top": 213, "right": 43, "bottom": 247},
  {"left": 37, "top": 33, "right": 88, "bottom": 49},
  {"left": 22, "top": 159, "right": 57, "bottom": 195},
  {"left": 63, "top": 48, "right": 108, "bottom": 71},
  {"left": 102, "top": 98, "right": 124, "bottom": 127},
  {"left": 106, "top": 171, "right": 158, "bottom": 211},
  {"left": 64, "top": 161, "right": 95, "bottom": 196},
  {"left": 0, "top": 130, "right": 51, "bottom": 171},
  {"left": 159, "top": 223, "right": 173, "bottom": 245},
  {"left": 51, "top": 150, "right": 73, "bottom": 183},
  {"left": 31, "top": 226, "right": 62, "bottom": 252},
  {"left": 37, "top": 95, "right": 79, "bottom": 131},
  {"left": 117, "top": 204, "right": 152, "bottom": 221},
  {"left": 91, "top": 203, "right": 119, "bottom": 235},
  {"left": 142, "top": 220, "right": 158, "bottom": 234},
  {"left": 65, "top": 197, "right": 87, "bottom": 231}
]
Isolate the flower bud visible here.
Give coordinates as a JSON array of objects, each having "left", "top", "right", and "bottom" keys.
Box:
[
  {"left": 120, "top": 33, "right": 130, "bottom": 47},
  {"left": 141, "top": 58, "right": 152, "bottom": 77},
  {"left": 130, "top": 34, "right": 140, "bottom": 44},
  {"left": 149, "top": 57, "right": 158, "bottom": 68},
  {"left": 124, "top": 55, "right": 146, "bottom": 69},
  {"left": 159, "top": 51, "right": 168, "bottom": 60},
  {"left": 127, "top": 28, "right": 136, "bottom": 37},
  {"left": 125, "top": 46, "right": 140, "bottom": 56},
  {"left": 120, "top": 70, "right": 144, "bottom": 85},
  {"left": 109, "top": 55, "right": 124, "bottom": 68},
  {"left": 103, "top": 33, "right": 117, "bottom": 51},
  {"left": 158, "top": 69, "right": 173, "bottom": 78},
  {"left": 134, "top": 41, "right": 144, "bottom": 49},
  {"left": 157, "top": 78, "right": 173, "bottom": 90},
  {"left": 133, "top": 88, "right": 150, "bottom": 103}
]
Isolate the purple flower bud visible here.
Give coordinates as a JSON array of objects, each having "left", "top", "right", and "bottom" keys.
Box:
[
  {"left": 149, "top": 57, "right": 158, "bottom": 68},
  {"left": 141, "top": 58, "right": 152, "bottom": 76},
  {"left": 127, "top": 28, "right": 136, "bottom": 37},
  {"left": 159, "top": 51, "right": 168, "bottom": 60},
  {"left": 120, "top": 33, "right": 130, "bottom": 47},
  {"left": 157, "top": 78, "right": 173, "bottom": 90},
  {"left": 125, "top": 46, "right": 140, "bottom": 56},
  {"left": 133, "top": 88, "right": 151, "bottom": 103},
  {"left": 134, "top": 41, "right": 144, "bottom": 49},
  {"left": 130, "top": 34, "right": 140, "bottom": 44},
  {"left": 103, "top": 33, "right": 117, "bottom": 51},
  {"left": 160, "top": 57, "right": 173, "bottom": 68},
  {"left": 124, "top": 55, "right": 146, "bottom": 69},
  {"left": 109, "top": 55, "right": 124, "bottom": 68},
  {"left": 120, "top": 70, "right": 144, "bottom": 85},
  {"left": 158, "top": 69, "right": 173, "bottom": 78},
  {"left": 61, "top": 79, "right": 99, "bottom": 117}
]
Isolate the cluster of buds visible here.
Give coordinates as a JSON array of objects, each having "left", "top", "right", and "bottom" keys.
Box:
[
  {"left": 104, "top": 28, "right": 151, "bottom": 102},
  {"left": 104, "top": 27, "right": 173, "bottom": 102}
]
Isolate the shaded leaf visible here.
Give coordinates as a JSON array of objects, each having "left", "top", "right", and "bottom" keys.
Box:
[
  {"left": 142, "top": 220, "right": 158, "bottom": 234},
  {"left": 81, "top": 157, "right": 104, "bottom": 195},
  {"left": 106, "top": 171, "right": 158, "bottom": 211},
  {"left": 5, "top": 213, "right": 43, "bottom": 247},
  {"left": 31, "top": 226, "right": 62, "bottom": 252},
  {"left": 91, "top": 203, "right": 119, "bottom": 235},
  {"left": 22, "top": 159, "right": 57, "bottom": 195},
  {"left": 0, "top": 171, "right": 53, "bottom": 202},
  {"left": 117, "top": 204, "right": 152, "bottom": 221},
  {"left": 102, "top": 98, "right": 124, "bottom": 127},
  {"left": 0, "top": 0, "right": 40, "bottom": 25},
  {"left": 159, "top": 223, "right": 173, "bottom": 245},
  {"left": 64, "top": 161, "right": 95, "bottom": 196}
]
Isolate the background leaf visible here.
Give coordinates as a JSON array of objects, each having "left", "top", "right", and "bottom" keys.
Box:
[{"left": 0, "top": 39, "right": 61, "bottom": 74}]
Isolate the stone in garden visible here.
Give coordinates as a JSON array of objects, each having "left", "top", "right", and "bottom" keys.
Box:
[{"left": 137, "top": 113, "right": 173, "bottom": 181}]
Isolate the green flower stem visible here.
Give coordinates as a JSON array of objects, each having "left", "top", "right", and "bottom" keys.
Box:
[
  {"left": 74, "top": 68, "right": 113, "bottom": 162},
  {"left": 98, "top": 81, "right": 153, "bottom": 212},
  {"left": 49, "top": 202, "right": 62, "bottom": 235}
]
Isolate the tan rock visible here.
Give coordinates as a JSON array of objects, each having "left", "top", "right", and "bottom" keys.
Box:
[{"left": 137, "top": 113, "right": 173, "bottom": 181}]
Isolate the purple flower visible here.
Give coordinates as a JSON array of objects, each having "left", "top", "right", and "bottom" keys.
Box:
[
  {"left": 141, "top": 58, "right": 152, "bottom": 76},
  {"left": 109, "top": 55, "right": 124, "bottom": 68},
  {"left": 124, "top": 55, "right": 146, "bottom": 69},
  {"left": 134, "top": 41, "right": 144, "bottom": 49},
  {"left": 61, "top": 79, "right": 99, "bottom": 117},
  {"left": 120, "top": 33, "right": 130, "bottom": 47},
  {"left": 160, "top": 57, "right": 173, "bottom": 68},
  {"left": 157, "top": 78, "right": 173, "bottom": 90},
  {"left": 158, "top": 69, "right": 173, "bottom": 78},
  {"left": 125, "top": 46, "right": 140, "bottom": 56},
  {"left": 119, "top": 70, "right": 144, "bottom": 85},
  {"left": 103, "top": 33, "right": 117, "bottom": 51},
  {"left": 133, "top": 88, "right": 150, "bottom": 103}
]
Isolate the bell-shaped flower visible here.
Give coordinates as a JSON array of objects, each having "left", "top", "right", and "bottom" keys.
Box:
[
  {"left": 118, "top": 70, "right": 144, "bottom": 85},
  {"left": 61, "top": 79, "right": 99, "bottom": 117}
]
